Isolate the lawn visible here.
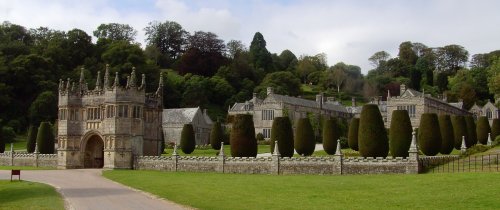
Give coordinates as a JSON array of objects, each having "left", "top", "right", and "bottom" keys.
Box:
[
  {"left": 0, "top": 180, "right": 65, "bottom": 210},
  {"left": 103, "top": 170, "right": 500, "bottom": 210},
  {"left": 163, "top": 144, "right": 271, "bottom": 156}
]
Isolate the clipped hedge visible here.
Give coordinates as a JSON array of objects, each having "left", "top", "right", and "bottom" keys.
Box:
[
  {"left": 294, "top": 118, "right": 315, "bottom": 156},
  {"left": 27, "top": 125, "right": 38, "bottom": 153},
  {"left": 230, "top": 114, "right": 257, "bottom": 157},
  {"left": 358, "top": 104, "right": 388, "bottom": 158},
  {"left": 270, "top": 117, "right": 294, "bottom": 157},
  {"left": 418, "top": 113, "right": 441, "bottom": 156},
  {"left": 347, "top": 118, "right": 359, "bottom": 151},
  {"left": 464, "top": 115, "right": 477, "bottom": 147},
  {"left": 476, "top": 116, "right": 491, "bottom": 145},
  {"left": 491, "top": 119, "right": 500, "bottom": 141},
  {"left": 451, "top": 115, "right": 467, "bottom": 150},
  {"left": 322, "top": 117, "right": 340, "bottom": 155},
  {"left": 36, "top": 122, "right": 55, "bottom": 154},
  {"left": 438, "top": 115, "right": 455, "bottom": 154},
  {"left": 180, "top": 124, "right": 195, "bottom": 154},
  {"left": 389, "top": 110, "right": 412, "bottom": 157},
  {"left": 210, "top": 121, "right": 223, "bottom": 150}
]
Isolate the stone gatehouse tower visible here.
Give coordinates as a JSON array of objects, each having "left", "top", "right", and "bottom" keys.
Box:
[{"left": 57, "top": 65, "right": 163, "bottom": 169}]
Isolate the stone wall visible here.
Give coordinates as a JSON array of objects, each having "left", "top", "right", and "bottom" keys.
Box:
[{"left": 0, "top": 152, "right": 58, "bottom": 168}]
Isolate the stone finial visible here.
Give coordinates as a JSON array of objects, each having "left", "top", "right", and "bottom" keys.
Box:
[
  {"left": 95, "top": 71, "right": 101, "bottom": 91},
  {"left": 126, "top": 75, "right": 130, "bottom": 88},
  {"left": 487, "top": 133, "right": 492, "bottom": 146},
  {"left": 79, "top": 67, "right": 85, "bottom": 84},
  {"left": 129, "top": 67, "right": 137, "bottom": 88},
  {"left": 335, "top": 139, "right": 342, "bottom": 155},
  {"left": 460, "top": 136, "right": 467, "bottom": 153},
  {"left": 113, "top": 72, "right": 119, "bottom": 89},
  {"left": 140, "top": 74, "right": 146, "bottom": 90},
  {"left": 387, "top": 89, "right": 391, "bottom": 99},
  {"left": 219, "top": 142, "right": 225, "bottom": 157},
  {"left": 409, "top": 131, "right": 418, "bottom": 153},
  {"left": 66, "top": 78, "right": 71, "bottom": 91},
  {"left": 34, "top": 143, "right": 39, "bottom": 154},
  {"left": 273, "top": 140, "right": 280, "bottom": 156},
  {"left": 156, "top": 72, "right": 164, "bottom": 96},
  {"left": 71, "top": 81, "right": 76, "bottom": 92},
  {"left": 103, "top": 64, "right": 110, "bottom": 89},
  {"left": 172, "top": 143, "right": 179, "bottom": 156},
  {"left": 58, "top": 79, "right": 64, "bottom": 91},
  {"left": 10, "top": 143, "right": 14, "bottom": 153}
]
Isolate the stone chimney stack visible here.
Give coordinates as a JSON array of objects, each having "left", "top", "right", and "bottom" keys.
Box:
[
  {"left": 316, "top": 94, "right": 323, "bottom": 104},
  {"left": 267, "top": 87, "right": 274, "bottom": 95},
  {"left": 351, "top": 97, "right": 356, "bottom": 107},
  {"left": 400, "top": 84, "right": 406, "bottom": 96}
]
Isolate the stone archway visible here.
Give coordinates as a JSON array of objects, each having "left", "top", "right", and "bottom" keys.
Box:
[{"left": 84, "top": 135, "right": 104, "bottom": 168}]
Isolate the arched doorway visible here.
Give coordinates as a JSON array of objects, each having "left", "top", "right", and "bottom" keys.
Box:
[{"left": 84, "top": 135, "right": 104, "bottom": 168}]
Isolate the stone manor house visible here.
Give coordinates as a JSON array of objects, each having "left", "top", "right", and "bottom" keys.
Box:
[
  {"left": 162, "top": 107, "right": 213, "bottom": 145},
  {"left": 470, "top": 100, "right": 500, "bottom": 124},
  {"left": 57, "top": 66, "right": 163, "bottom": 169}
]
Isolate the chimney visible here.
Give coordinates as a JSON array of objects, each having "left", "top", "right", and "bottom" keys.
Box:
[
  {"left": 400, "top": 84, "right": 406, "bottom": 96},
  {"left": 253, "top": 92, "right": 257, "bottom": 99},
  {"left": 316, "top": 94, "right": 323, "bottom": 104},
  {"left": 351, "top": 97, "right": 356, "bottom": 107},
  {"left": 378, "top": 96, "right": 382, "bottom": 105},
  {"left": 266, "top": 87, "right": 274, "bottom": 95}
]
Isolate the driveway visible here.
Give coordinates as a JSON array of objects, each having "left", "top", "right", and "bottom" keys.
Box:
[{"left": 0, "top": 169, "right": 190, "bottom": 210}]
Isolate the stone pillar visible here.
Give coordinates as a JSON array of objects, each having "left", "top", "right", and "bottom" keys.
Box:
[
  {"left": 460, "top": 136, "right": 467, "bottom": 154},
  {"left": 334, "top": 139, "right": 343, "bottom": 174},
  {"left": 408, "top": 131, "right": 420, "bottom": 174},
  {"left": 34, "top": 143, "right": 39, "bottom": 168},
  {"left": 271, "top": 141, "right": 280, "bottom": 175},
  {"left": 10, "top": 143, "right": 14, "bottom": 166},
  {"left": 487, "top": 133, "right": 492, "bottom": 146},
  {"left": 217, "top": 142, "right": 225, "bottom": 173},
  {"left": 172, "top": 144, "right": 179, "bottom": 172}
]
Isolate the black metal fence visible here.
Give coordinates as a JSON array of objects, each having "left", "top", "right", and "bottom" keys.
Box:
[{"left": 420, "top": 154, "right": 500, "bottom": 173}]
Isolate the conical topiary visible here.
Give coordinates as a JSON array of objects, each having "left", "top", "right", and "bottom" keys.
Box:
[
  {"left": 294, "top": 118, "right": 315, "bottom": 156},
  {"left": 322, "top": 117, "right": 340, "bottom": 155},
  {"left": 270, "top": 117, "right": 294, "bottom": 157},
  {"left": 210, "top": 121, "right": 223, "bottom": 150},
  {"left": 464, "top": 115, "right": 477, "bottom": 147},
  {"left": 491, "top": 119, "right": 500, "bottom": 141},
  {"left": 358, "top": 104, "right": 388, "bottom": 157},
  {"left": 36, "top": 122, "right": 55, "bottom": 154},
  {"left": 27, "top": 125, "right": 38, "bottom": 153},
  {"left": 347, "top": 118, "right": 359, "bottom": 151},
  {"left": 451, "top": 115, "right": 467, "bottom": 150},
  {"left": 418, "top": 113, "right": 441, "bottom": 156},
  {"left": 180, "top": 124, "right": 195, "bottom": 154},
  {"left": 230, "top": 114, "right": 257, "bottom": 157},
  {"left": 389, "top": 110, "right": 412, "bottom": 157},
  {"left": 438, "top": 114, "right": 455, "bottom": 154},
  {"left": 476, "top": 116, "right": 491, "bottom": 145}
]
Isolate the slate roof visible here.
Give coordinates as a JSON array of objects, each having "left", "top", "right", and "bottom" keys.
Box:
[
  {"left": 162, "top": 108, "right": 199, "bottom": 124},
  {"left": 401, "top": 89, "right": 423, "bottom": 97},
  {"left": 268, "top": 94, "right": 348, "bottom": 112}
]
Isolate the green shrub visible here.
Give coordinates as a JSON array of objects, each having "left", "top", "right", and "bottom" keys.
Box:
[
  {"left": 438, "top": 115, "right": 455, "bottom": 155},
  {"left": 256, "top": 133, "right": 265, "bottom": 141},
  {"left": 36, "top": 122, "right": 55, "bottom": 154},
  {"left": 418, "top": 113, "right": 441, "bottom": 156},
  {"left": 389, "top": 110, "right": 412, "bottom": 157},
  {"left": 491, "top": 119, "right": 500, "bottom": 141},
  {"left": 459, "top": 144, "right": 490, "bottom": 157},
  {"left": 322, "top": 118, "right": 340, "bottom": 155},
  {"left": 0, "top": 126, "right": 4, "bottom": 153},
  {"left": 230, "top": 114, "right": 257, "bottom": 157},
  {"left": 347, "top": 118, "right": 359, "bottom": 151},
  {"left": 464, "top": 116, "right": 477, "bottom": 147},
  {"left": 358, "top": 104, "right": 388, "bottom": 157},
  {"left": 476, "top": 116, "right": 491, "bottom": 145},
  {"left": 451, "top": 115, "right": 467, "bottom": 150},
  {"left": 180, "top": 124, "right": 195, "bottom": 154},
  {"left": 27, "top": 125, "right": 38, "bottom": 153},
  {"left": 210, "top": 121, "right": 224, "bottom": 150},
  {"left": 294, "top": 118, "right": 315, "bottom": 156},
  {"left": 270, "top": 117, "right": 294, "bottom": 157},
  {"left": 1, "top": 126, "right": 16, "bottom": 143}
]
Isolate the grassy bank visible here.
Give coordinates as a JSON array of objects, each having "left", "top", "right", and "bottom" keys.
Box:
[
  {"left": 103, "top": 170, "right": 500, "bottom": 210},
  {"left": 0, "top": 180, "right": 64, "bottom": 210}
]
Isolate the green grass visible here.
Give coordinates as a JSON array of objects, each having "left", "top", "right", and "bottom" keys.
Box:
[
  {"left": 0, "top": 180, "right": 64, "bottom": 210},
  {"left": 104, "top": 170, "right": 500, "bottom": 210},
  {"left": 163, "top": 145, "right": 270, "bottom": 156},
  {"left": 0, "top": 166, "right": 56, "bottom": 170}
]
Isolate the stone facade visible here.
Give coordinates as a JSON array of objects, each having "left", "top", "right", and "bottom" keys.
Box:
[
  {"left": 56, "top": 66, "right": 163, "bottom": 169},
  {"left": 470, "top": 101, "right": 499, "bottom": 124},
  {"left": 162, "top": 107, "right": 213, "bottom": 145},
  {"left": 228, "top": 87, "right": 352, "bottom": 139}
]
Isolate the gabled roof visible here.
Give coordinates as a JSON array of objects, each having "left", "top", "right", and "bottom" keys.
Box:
[
  {"left": 449, "top": 102, "right": 463, "bottom": 109},
  {"left": 401, "top": 89, "right": 423, "bottom": 97},
  {"left": 267, "top": 94, "right": 348, "bottom": 112},
  {"left": 163, "top": 107, "right": 199, "bottom": 124}
]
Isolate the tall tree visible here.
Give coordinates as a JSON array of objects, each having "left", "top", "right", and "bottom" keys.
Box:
[
  {"left": 278, "top": 49, "right": 298, "bottom": 72},
  {"left": 93, "top": 23, "right": 137, "bottom": 43},
  {"left": 368, "top": 51, "right": 391, "bottom": 69},
  {"left": 249, "top": 32, "right": 273, "bottom": 72},
  {"left": 398, "top": 41, "right": 418, "bottom": 66},
  {"left": 435, "top": 44, "right": 469, "bottom": 73},
  {"left": 226, "top": 40, "right": 247, "bottom": 59},
  {"left": 177, "top": 31, "right": 227, "bottom": 76},
  {"left": 144, "top": 21, "right": 188, "bottom": 66}
]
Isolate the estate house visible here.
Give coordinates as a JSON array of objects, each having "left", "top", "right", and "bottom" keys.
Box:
[
  {"left": 470, "top": 100, "right": 499, "bottom": 124},
  {"left": 162, "top": 107, "right": 213, "bottom": 145},
  {"left": 228, "top": 87, "right": 352, "bottom": 139},
  {"left": 57, "top": 66, "right": 163, "bottom": 169}
]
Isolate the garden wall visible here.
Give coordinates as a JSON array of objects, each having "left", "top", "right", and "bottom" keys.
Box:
[{"left": 0, "top": 152, "right": 58, "bottom": 167}]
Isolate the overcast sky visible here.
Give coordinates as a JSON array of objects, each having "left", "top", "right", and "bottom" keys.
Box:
[{"left": 1, "top": 0, "right": 499, "bottom": 73}]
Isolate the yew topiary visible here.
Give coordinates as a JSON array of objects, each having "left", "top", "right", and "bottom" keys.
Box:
[
  {"left": 294, "top": 118, "right": 315, "bottom": 156},
  {"left": 180, "top": 124, "right": 195, "bottom": 154},
  {"left": 210, "top": 121, "right": 224, "bottom": 150},
  {"left": 270, "top": 117, "right": 294, "bottom": 157},
  {"left": 347, "top": 118, "right": 359, "bottom": 151},
  {"left": 230, "top": 114, "right": 257, "bottom": 157},
  {"left": 389, "top": 110, "right": 412, "bottom": 157},
  {"left": 322, "top": 118, "right": 340, "bottom": 155},
  {"left": 358, "top": 104, "right": 388, "bottom": 158},
  {"left": 27, "top": 125, "right": 38, "bottom": 153},
  {"left": 418, "top": 113, "right": 441, "bottom": 156},
  {"left": 491, "top": 119, "right": 500, "bottom": 141},
  {"left": 438, "top": 114, "right": 455, "bottom": 154},
  {"left": 464, "top": 115, "right": 477, "bottom": 147},
  {"left": 36, "top": 122, "right": 55, "bottom": 154},
  {"left": 476, "top": 116, "right": 491, "bottom": 145},
  {"left": 451, "top": 115, "right": 467, "bottom": 150}
]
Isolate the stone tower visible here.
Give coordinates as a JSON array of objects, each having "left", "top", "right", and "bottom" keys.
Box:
[{"left": 57, "top": 65, "right": 163, "bottom": 169}]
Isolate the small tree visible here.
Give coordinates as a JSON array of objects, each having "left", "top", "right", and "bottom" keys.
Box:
[
  {"left": 180, "top": 124, "right": 195, "bottom": 154},
  {"left": 270, "top": 117, "right": 294, "bottom": 157},
  {"left": 418, "top": 113, "right": 441, "bottom": 156},
  {"left": 476, "top": 116, "right": 491, "bottom": 145},
  {"left": 36, "top": 122, "right": 55, "bottom": 154},
  {"left": 230, "top": 114, "right": 257, "bottom": 157},
  {"left": 347, "top": 118, "right": 359, "bottom": 151},
  {"left": 389, "top": 110, "right": 412, "bottom": 157},
  {"left": 451, "top": 115, "right": 467, "bottom": 150},
  {"left": 438, "top": 115, "right": 455, "bottom": 154},
  {"left": 27, "top": 125, "right": 38, "bottom": 153},
  {"left": 294, "top": 118, "right": 315, "bottom": 156},
  {"left": 464, "top": 116, "right": 477, "bottom": 147},
  {"left": 358, "top": 104, "right": 388, "bottom": 157},
  {"left": 491, "top": 119, "right": 500, "bottom": 141},
  {"left": 322, "top": 118, "right": 340, "bottom": 155},
  {"left": 210, "top": 121, "right": 223, "bottom": 150}
]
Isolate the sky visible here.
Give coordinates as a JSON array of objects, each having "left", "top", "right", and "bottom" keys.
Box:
[{"left": 1, "top": 0, "right": 500, "bottom": 73}]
